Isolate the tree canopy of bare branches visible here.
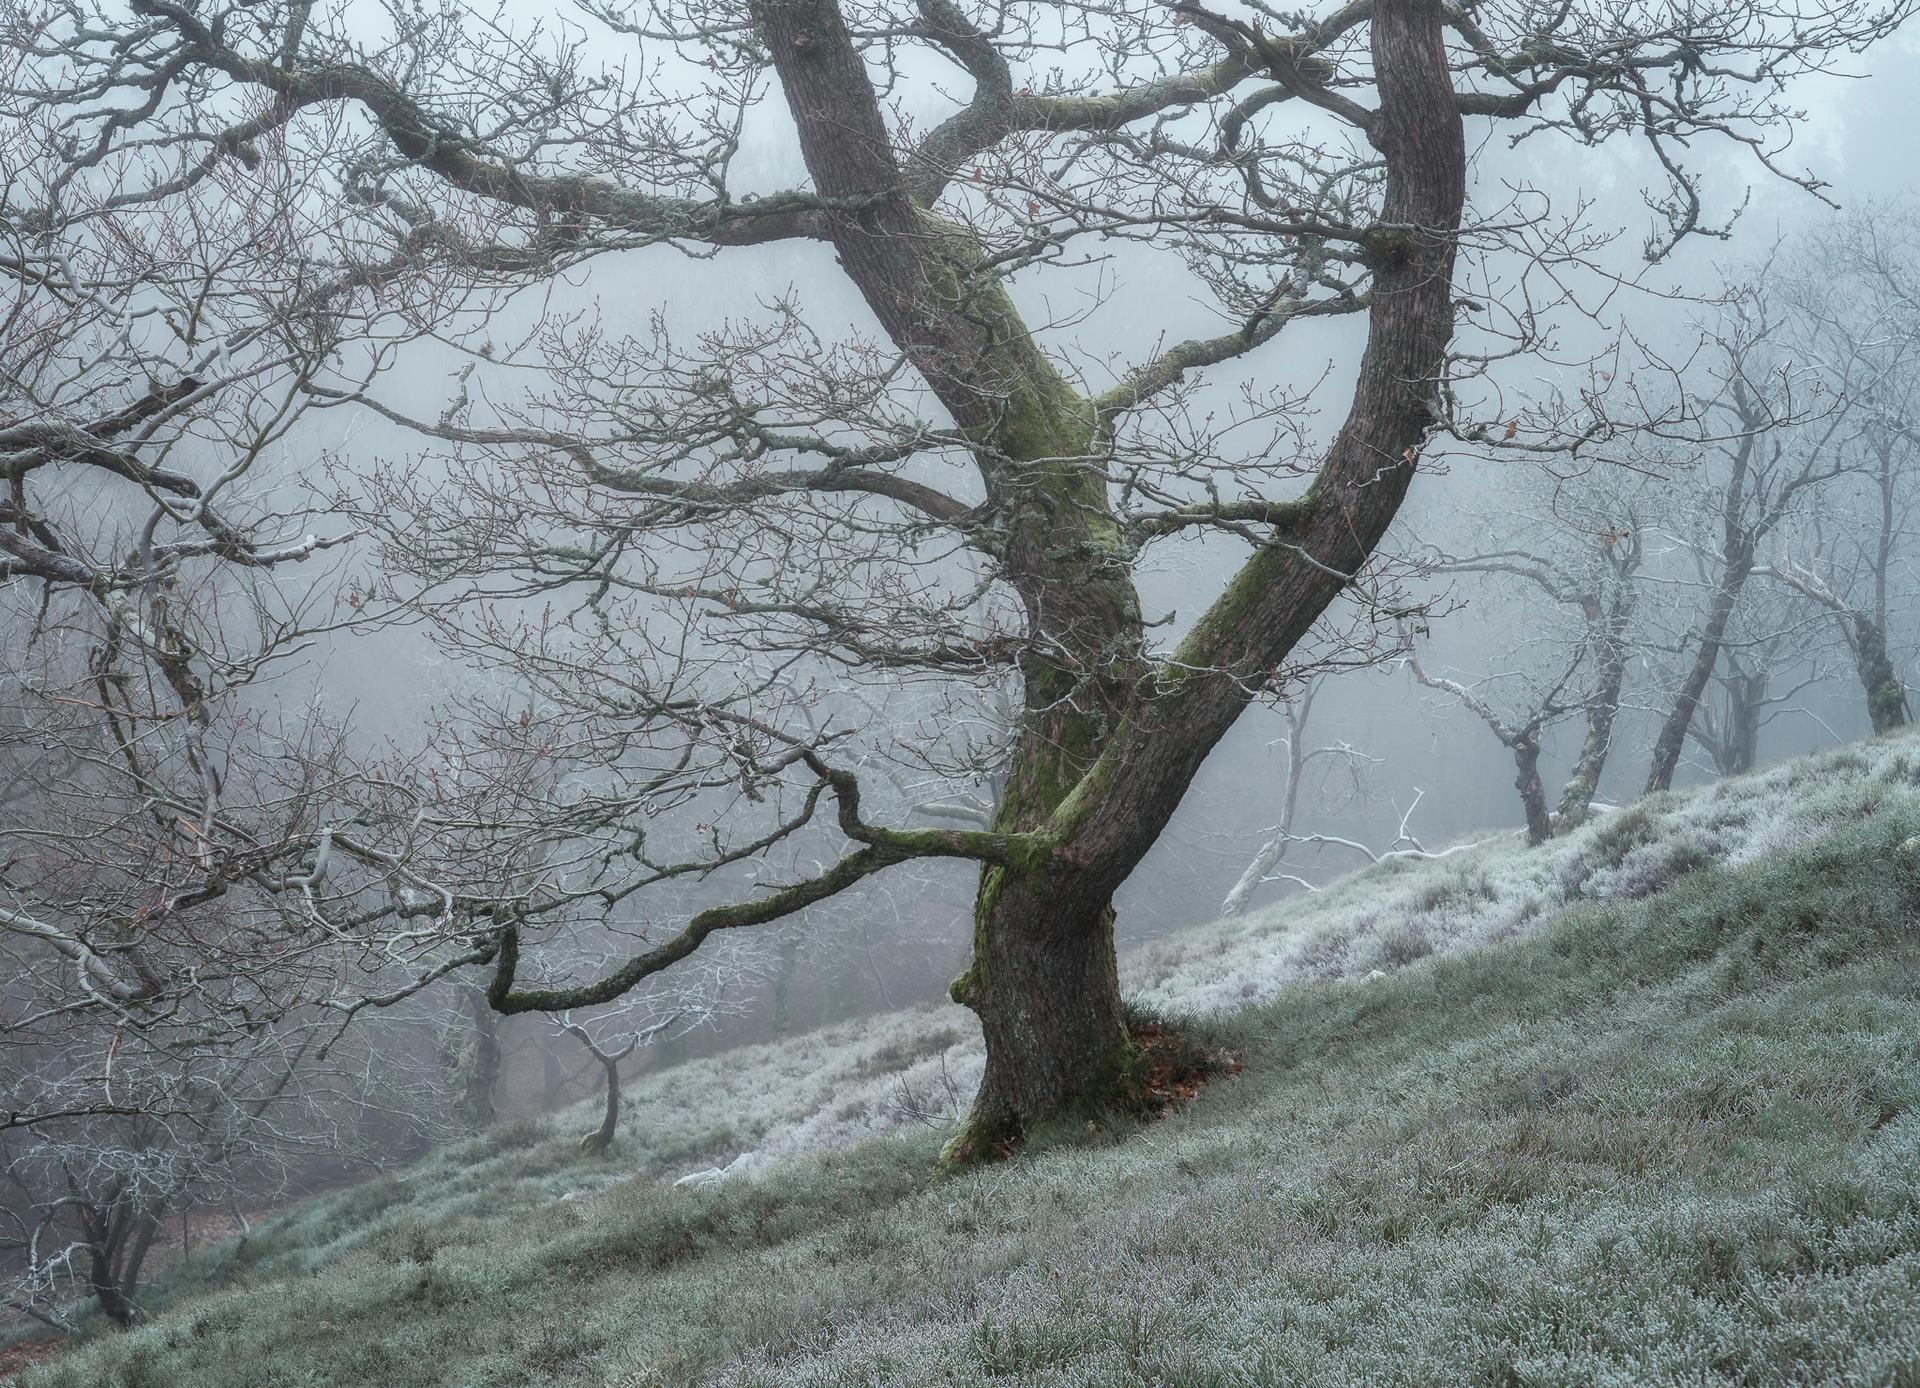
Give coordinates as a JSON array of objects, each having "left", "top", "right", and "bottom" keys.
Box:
[{"left": 4, "top": 0, "right": 1912, "bottom": 1162}]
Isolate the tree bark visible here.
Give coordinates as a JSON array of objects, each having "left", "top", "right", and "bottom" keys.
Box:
[
  {"left": 951, "top": 879, "right": 1128, "bottom": 1153},
  {"left": 1852, "top": 613, "right": 1910, "bottom": 735},
  {"left": 1221, "top": 836, "right": 1284, "bottom": 921},
  {"left": 758, "top": 0, "right": 1141, "bottom": 1154},
  {"left": 1513, "top": 735, "right": 1552, "bottom": 847},
  {"left": 451, "top": 984, "right": 502, "bottom": 1132},
  {"left": 1721, "top": 669, "right": 1765, "bottom": 776},
  {"left": 1556, "top": 584, "right": 1635, "bottom": 826},
  {"left": 83, "top": 1194, "right": 159, "bottom": 1326},
  {"left": 1859, "top": 433, "right": 1908, "bottom": 737}
]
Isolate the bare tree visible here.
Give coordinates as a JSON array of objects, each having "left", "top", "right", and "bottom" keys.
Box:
[
  {"left": 1406, "top": 641, "right": 1583, "bottom": 845},
  {"left": 1644, "top": 296, "right": 1857, "bottom": 792},
  {"left": 20, "top": 0, "right": 1910, "bottom": 1161},
  {"left": 555, "top": 1009, "right": 680, "bottom": 1154},
  {"left": 0, "top": 26, "right": 504, "bottom": 1327},
  {"left": 1219, "top": 678, "right": 1388, "bottom": 916},
  {"left": 4, "top": 1033, "right": 329, "bottom": 1330},
  {"left": 1558, "top": 527, "right": 1645, "bottom": 824},
  {"left": 1759, "top": 206, "right": 1920, "bottom": 735},
  {"left": 1677, "top": 576, "right": 1836, "bottom": 777},
  {"left": 1418, "top": 470, "right": 1651, "bottom": 830}
]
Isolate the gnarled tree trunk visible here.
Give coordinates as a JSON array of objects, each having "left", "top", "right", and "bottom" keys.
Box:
[
  {"left": 79, "top": 1188, "right": 162, "bottom": 1326},
  {"left": 1513, "top": 734, "right": 1552, "bottom": 847},
  {"left": 1852, "top": 613, "right": 1911, "bottom": 735},
  {"left": 948, "top": 0, "right": 1467, "bottom": 1155},
  {"left": 953, "top": 872, "right": 1128, "bottom": 1146},
  {"left": 759, "top": 0, "right": 1465, "bottom": 1157}
]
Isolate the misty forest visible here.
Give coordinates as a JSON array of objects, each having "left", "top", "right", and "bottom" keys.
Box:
[{"left": 5, "top": 0, "right": 1920, "bottom": 1381}]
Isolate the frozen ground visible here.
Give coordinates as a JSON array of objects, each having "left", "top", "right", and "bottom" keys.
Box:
[
  {"left": 650, "top": 735, "right": 1920, "bottom": 1182},
  {"left": 15, "top": 730, "right": 1920, "bottom": 1387}
]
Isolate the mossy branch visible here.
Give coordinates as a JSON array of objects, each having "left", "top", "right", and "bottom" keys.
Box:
[{"left": 487, "top": 761, "right": 1048, "bottom": 1015}]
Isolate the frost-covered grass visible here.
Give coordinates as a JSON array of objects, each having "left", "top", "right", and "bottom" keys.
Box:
[
  {"left": 20, "top": 732, "right": 1920, "bottom": 1386},
  {"left": 1130, "top": 735, "right": 1919, "bottom": 1015}
]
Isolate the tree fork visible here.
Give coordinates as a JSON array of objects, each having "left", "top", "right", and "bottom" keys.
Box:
[
  {"left": 953, "top": 0, "right": 1466, "bottom": 1154},
  {"left": 757, "top": 0, "right": 1465, "bottom": 1159}
]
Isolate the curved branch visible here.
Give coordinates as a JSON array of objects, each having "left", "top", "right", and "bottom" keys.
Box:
[
  {"left": 486, "top": 758, "right": 1043, "bottom": 1014},
  {"left": 907, "top": 0, "right": 1267, "bottom": 204},
  {"left": 329, "top": 391, "right": 977, "bottom": 525},
  {"left": 128, "top": 0, "right": 849, "bottom": 247}
]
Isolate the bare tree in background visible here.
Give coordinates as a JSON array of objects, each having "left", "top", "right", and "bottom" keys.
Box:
[
  {"left": 1418, "top": 471, "right": 1650, "bottom": 831},
  {"left": 0, "top": 30, "right": 511, "bottom": 1326},
  {"left": 554, "top": 1007, "right": 684, "bottom": 1154},
  {"left": 1678, "top": 574, "right": 1835, "bottom": 777},
  {"left": 1219, "top": 678, "right": 1388, "bottom": 917},
  {"left": 1406, "top": 641, "right": 1584, "bottom": 845},
  {"left": 11, "top": 0, "right": 1910, "bottom": 1160},
  {"left": 1644, "top": 297, "right": 1858, "bottom": 793},
  {"left": 1761, "top": 206, "right": 1920, "bottom": 735}
]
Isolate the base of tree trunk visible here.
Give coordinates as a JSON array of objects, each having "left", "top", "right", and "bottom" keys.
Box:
[{"left": 941, "top": 1011, "right": 1234, "bottom": 1165}]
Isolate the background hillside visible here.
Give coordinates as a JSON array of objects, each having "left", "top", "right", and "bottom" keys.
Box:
[{"left": 13, "top": 732, "right": 1920, "bottom": 1387}]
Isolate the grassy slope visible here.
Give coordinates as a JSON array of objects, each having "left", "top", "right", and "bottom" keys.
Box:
[{"left": 22, "top": 737, "right": 1920, "bottom": 1387}]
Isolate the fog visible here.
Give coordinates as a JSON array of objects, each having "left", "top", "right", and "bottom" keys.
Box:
[{"left": 6, "top": 0, "right": 1920, "bottom": 1349}]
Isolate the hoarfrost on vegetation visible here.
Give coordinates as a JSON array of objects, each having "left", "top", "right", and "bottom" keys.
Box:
[
  {"left": 532, "top": 735, "right": 1920, "bottom": 1186},
  {"left": 22, "top": 752, "right": 1920, "bottom": 1387},
  {"left": 1131, "top": 737, "right": 1920, "bottom": 1018},
  {"left": 17, "top": 727, "right": 1824, "bottom": 1233}
]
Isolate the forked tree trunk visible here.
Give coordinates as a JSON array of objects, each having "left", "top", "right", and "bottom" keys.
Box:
[
  {"left": 759, "top": 0, "right": 1465, "bottom": 1156},
  {"left": 81, "top": 1192, "right": 161, "bottom": 1326},
  {"left": 956, "top": 0, "right": 1462, "bottom": 1155},
  {"left": 947, "top": 532, "right": 1144, "bottom": 1156},
  {"left": 952, "top": 0, "right": 1463, "bottom": 1155}
]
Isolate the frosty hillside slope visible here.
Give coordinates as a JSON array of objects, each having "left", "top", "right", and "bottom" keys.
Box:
[
  {"left": 22, "top": 728, "right": 1920, "bottom": 1388},
  {"left": 635, "top": 732, "right": 1920, "bottom": 1182},
  {"left": 1130, "top": 737, "right": 1894, "bottom": 1012}
]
